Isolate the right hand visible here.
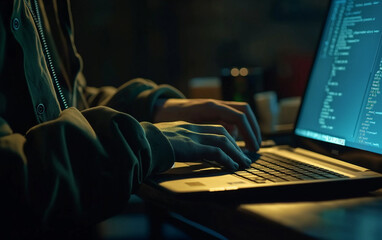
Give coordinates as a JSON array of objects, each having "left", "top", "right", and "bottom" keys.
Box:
[
  {"left": 155, "top": 121, "right": 252, "bottom": 171},
  {"left": 154, "top": 99, "right": 262, "bottom": 151}
]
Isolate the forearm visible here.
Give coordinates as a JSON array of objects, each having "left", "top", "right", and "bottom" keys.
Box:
[
  {"left": 102, "top": 78, "right": 185, "bottom": 122},
  {"left": 0, "top": 107, "right": 174, "bottom": 238}
]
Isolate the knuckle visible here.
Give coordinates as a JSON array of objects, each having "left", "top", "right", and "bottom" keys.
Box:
[
  {"left": 204, "top": 99, "right": 218, "bottom": 108},
  {"left": 178, "top": 122, "right": 197, "bottom": 131},
  {"left": 178, "top": 128, "right": 191, "bottom": 136},
  {"left": 218, "top": 135, "right": 229, "bottom": 144},
  {"left": 244, "top": 103, "right": 251, "bottom": 112},
  {"left": 220, "top": 126, "right": 230, "bottom": 135},
  {"left": 215, "top": 125, "right": 226, "bottom": 133},
  {"left": 238, "top": 112, "right": 246, "bottom": 122},
  {"left": 177, "top": 120, "right": 190, "bottom": 127},
  {"left": 237, "top": 102, "right": 251, "bottom": 113}
]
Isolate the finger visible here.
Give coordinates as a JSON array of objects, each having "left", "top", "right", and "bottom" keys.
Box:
[
  {"left": 218, "top": 101, "right": 262, "bottom": 144},
  {"left": 216, "top": 121, "right": 239, "bottom": 140},
  {"left": 181, "top": 124, "right": 242, "bottom": 153},
  {"left": 210, "top": 102, "right": 260, "bottom": 151},
  {"left": 192, "top": 132, "right": 251, "bottom": 168},
  {"left": 240, "top": 116, "right": 260, "bottom": 151},
  {"left": 196, "top": 143, "right": 239, "bottom": 171}
]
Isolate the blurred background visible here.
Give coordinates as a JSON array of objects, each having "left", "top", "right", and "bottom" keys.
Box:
[
  {"left": 71, "top": 0, "right": 328, "bottom": 100},
  {"left": 69, "top": 0, "right": 329, "bottom": 239}
]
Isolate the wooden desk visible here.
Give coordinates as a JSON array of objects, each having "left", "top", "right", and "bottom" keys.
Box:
[{"left": 138, "top": 184, "right": 382, "bottom": 240}]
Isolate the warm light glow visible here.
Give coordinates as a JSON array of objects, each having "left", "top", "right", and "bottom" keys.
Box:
[
  {"left": 239, "top": 67, "right": 249, "bottom": 76},
  {"left": 231, "top": 67, "right": 240, "bottom": 77}
]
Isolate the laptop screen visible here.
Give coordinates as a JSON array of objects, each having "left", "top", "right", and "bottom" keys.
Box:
[{"left": 295, "top": 0, "right": 382, "bottom": 154}]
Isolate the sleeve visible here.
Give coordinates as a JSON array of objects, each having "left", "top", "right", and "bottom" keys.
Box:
[
  {"left": 0, "top": 107, "right": 175, "bottom": 238},
  {"left": 84, "top": 78, "right": 185, "bottom": 122}
]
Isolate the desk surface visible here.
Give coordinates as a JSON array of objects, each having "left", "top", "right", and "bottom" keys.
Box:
[
  {"left": 240, "top": 191, "right": 382, "bottom": 239},
  {"left": 138, "top": 184, "right": 382, "bottom": 240}
]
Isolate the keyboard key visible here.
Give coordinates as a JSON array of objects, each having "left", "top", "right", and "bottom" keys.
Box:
[{"left": 237, "top": 152, "right": 349, "bottom": 184}]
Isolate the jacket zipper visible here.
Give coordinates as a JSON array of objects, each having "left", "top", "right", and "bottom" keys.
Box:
[{"left": 29, "top": 0, "right": 69, "bottom": 109}]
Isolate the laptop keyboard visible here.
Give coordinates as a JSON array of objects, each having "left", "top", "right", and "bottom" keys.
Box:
[{"left": 235, "top": 152, "right": 348, "bottom": 184}]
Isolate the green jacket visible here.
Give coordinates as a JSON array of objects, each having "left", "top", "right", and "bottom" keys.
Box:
[{"left": 0, "top": 0, "right": 184, "bottom": 238}]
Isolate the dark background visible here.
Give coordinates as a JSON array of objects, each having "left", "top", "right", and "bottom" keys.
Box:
[
  {"left": 71, "top": 0, "right": 329, "bottom": 100},
  {"left": 69, "top": 1, "right": 330, "bottom": 238}
]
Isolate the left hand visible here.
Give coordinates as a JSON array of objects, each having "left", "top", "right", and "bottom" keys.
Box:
[
  {"left": 154, "top": 98, "right": 262, "bottom": 151},
  {"left": 155, "top": 121, "right": 252, "bottom": 170}
]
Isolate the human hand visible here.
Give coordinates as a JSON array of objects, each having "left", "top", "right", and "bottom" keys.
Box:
[
  {"left": 154, "top": 99, "right": 261, "bottom": 151},
  {"left": 154, "top": 121, "right": 252, "bottom": 171}
]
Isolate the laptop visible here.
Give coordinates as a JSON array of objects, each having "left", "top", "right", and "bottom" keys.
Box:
[{"left": 145, "top": 0, "right": 382, "bottom": 200}]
